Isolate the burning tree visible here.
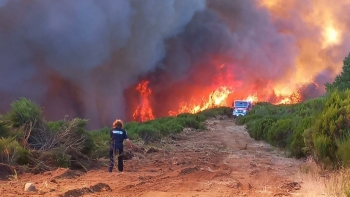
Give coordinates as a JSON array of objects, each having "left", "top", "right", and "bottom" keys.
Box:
[{"left": 133, "top": 80, "right": 155, "bottom": 122}]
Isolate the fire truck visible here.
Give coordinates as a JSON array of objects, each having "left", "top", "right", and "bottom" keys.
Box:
[{"left": 232, "top": 100, "right": 253, "bottom": 117}]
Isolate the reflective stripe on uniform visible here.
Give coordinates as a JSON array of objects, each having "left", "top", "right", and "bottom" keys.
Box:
[{"left": 112, "top": 130, "right": 123, "bottom": 134}]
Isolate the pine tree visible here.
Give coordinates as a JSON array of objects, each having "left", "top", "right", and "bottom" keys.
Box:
[{"left": 326, "top": 53, "right": 350, "bottom": 92}]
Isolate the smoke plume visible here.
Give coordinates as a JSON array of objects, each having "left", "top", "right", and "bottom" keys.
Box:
[{"left": 0, "top": 0, "right": 349, "bottom": 128}]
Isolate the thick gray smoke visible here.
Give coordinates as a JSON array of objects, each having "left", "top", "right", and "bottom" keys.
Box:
[
  {"left": 154, "top": 0, "right": 298, "bottom": 87},
  {"left": 0, "top": 0, "right": 206, "bottom": 128},
  {"left": 136, "top": 0, "right": 299, "bottom": 116},
  {"left": 0, "top": 0, "right": 349, "bottom": 128}
]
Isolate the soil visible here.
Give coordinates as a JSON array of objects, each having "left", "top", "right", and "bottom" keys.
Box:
[{"left": 0, "top": 117, "right": 308, "bottom": 197}]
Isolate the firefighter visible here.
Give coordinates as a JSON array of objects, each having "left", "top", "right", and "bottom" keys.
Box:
[{"left": 108, "top": 119, "right": 132, "bottom": 172}]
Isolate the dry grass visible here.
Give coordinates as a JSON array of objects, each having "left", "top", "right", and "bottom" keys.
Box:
[
  {"left": 294, "top": 157, "right": 350, "bottom": 197},
  {"left": 8, "top": 169, "right": 18, "bottom": 181}
]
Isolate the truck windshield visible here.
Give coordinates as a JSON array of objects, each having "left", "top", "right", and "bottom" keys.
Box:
[{"left": 234, "top": 101, "right": 249, "bottom": 108}]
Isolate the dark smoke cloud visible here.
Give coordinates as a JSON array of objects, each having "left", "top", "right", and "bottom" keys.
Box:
[
  {"left": 155, "top": 0, "right": 298, "bottom": 84},
  {"left": 300, "top": 68, "right": 334, "bottom": 99},
  {"left": 0, "top": 0, "right": 206, "bottom": 128},
  {"left": 135, "top": 0, "right": 299, "bottom": 117},
  {"left": 0, "top": 0, "right": 349, "bottom": 128}
]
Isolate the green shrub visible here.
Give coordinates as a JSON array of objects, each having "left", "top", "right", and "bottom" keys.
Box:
[
  {"left": 3, "top": 98, "right": 43, "bottom": 128},
  {"left": 42, "top": 118, "right": 94, "bottom": 156},
  {"left": 89, "top": 127, "right": 111, "bottom": 158},
  {"left": 124, "top": 121, "right": 141, "bottom": 140},
  {"left": 197, "top": 107, "right": 231, "bottom": 118},
  {"left": 246, "top": 118, "right": 275, "bottom": 140},
  {"left": 90, "top": 127, "right": 110, "bottom": 145},
  {"left": 337, "top": 137, "right": 350, "bottom": 167},
  {"left": 313, "top": 134, "right": 335, "bottom": 167},
  {"left": 63, "top": 118, "right": 94, "bottom": 156},
  {"left": 177, "top": 113, "right": 193, "bottom": 118},
  {"left": 46, "top": 120, "right": 65, "bottom": 132},
  {"left": 183, "top": 116, "right": 200, "bottom": 129},
  {"left": 0, "top": 121, "right": 11, "bottom": 138},
  {"left": 290, "top": 126, "right": 305, "bottom": 158},
  {"left": 325, "top": 52, "right": 350, "bottom": 92},
  {"left": 40, "top": 149, "right": 71, "bottom": 168},
  {"left": 92, "top": 146, "right": 110, "bottom": 158},
  {"left": 307, "top": 91, "right": 350, "bottom": 167},
  {"left": 137, "top": 124, "right": 162, "bottom": 143},
  {"left": 289, "top": 116, "right": 311, "bottom": 158},
  {"left": 0, "top": 137, "right": 29, "bottom": 165},
  {"left": 236, "top": 114, "right": 263, "bottom": 125},
  {"left": 238, "top": 96, "right": 329, "bottom": 161},
  {"left": 267, "top": 119, "right": 292, "bottom": 148},
  {"left": 56, "top": 152, "right": 71, "bottom": 168},
  {"left": 124, "top": 121, "right": 141, "bottom": 130},
  {"left": 173, "top": 117, "right": 186, "bottom": 127},
  {"left": 198, "top": 109, "right": 219, "bottom": 118},
  {"left": 162, "top": 121, "right": 184, "bottom": 135}
]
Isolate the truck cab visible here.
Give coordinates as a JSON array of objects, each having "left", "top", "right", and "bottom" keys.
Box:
[{"left": 232, "top": 100, "right": 253, "bottom": 117}]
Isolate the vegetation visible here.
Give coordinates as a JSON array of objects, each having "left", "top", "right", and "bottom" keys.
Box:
[
  {"left": 237, "top": 91, "right": 350, "bottom": 168},
  {"left": 90, "top": 106, "right": 232, "bottom": 157},
  {"left": 325, "top": 52, "right": 350, "bottom": 92},
  {"left": 0, "top": 98, "right": 231, "bottom": 170},
  {"left": 237, "top": 53, "right": 350, "bottom": 170},
  {"left": 236, "top": 98, "right": 326, "bottom": 158}
]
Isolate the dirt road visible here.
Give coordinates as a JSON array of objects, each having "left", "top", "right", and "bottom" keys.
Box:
[{"left": 0, "top": 117, "right": 307, "bottom": 197}]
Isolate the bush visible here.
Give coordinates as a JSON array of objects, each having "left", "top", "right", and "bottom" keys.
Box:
[
  {"left": 124, "top": 121, "right": 141, "bottom": 140},
  {"left": 0, "top": 121, "right": 11, "bottom": 138},
  {"left": 129, "top": 113, "right": 206, "bottom": 142},
  {"left": 267, "top": 119, "right": 292, "bottom": 148},
  {"left": 238, "top": 97, "right": 327, "bottom": 160},
  {"left": 46, "top": 120, "right": 65, "bottom": 133},
  {"left": 336, "top": 137, "right": 350, "bottom": 167},
  {"left": 90, "top": 127, "right": 110, "bottom": 146},
  {"left": 162, "top": 121, "right": 184, "bottom": 134},
  {"left": 0, "top": 137, "right": 29, "bottom": 165},
  {"left": 40, "top": 149, "right": 71, "bottom": 168},
  {"left": 325, "top": 52, "right": 350, "bottom": 92},
  {"left": 198, "top": 109, "right": 219, "bottom": 118},
  {"left": 1, "top": 98, "right": 49, "bottom": 149},
  {"left": 136, "top": 124, "right": 162, "bottom": 143},
  {"left": 55, "top": 118, "right": 94, "bottom": 156},
  {"left": 183, "top": 116, "right": 200, "bottom": 129},
  {"left": 55, "top": 152, "right": 71, "bottom": 168},
  {"left": 198, "top": 107, "right": 232, "bottom": 118},
  {"left": 3, "top": 98, "right": 43, "bottom": 128},
  {"left": 313, "top": 134, "right": 335, "bottom": 167},
  {"left": 246, "top": 117, "right": 275, "bottom": 140},
  {"left": 289, "top": 116, "right": 311, "bottom": 158},
  {"left": 307, "top": 91, "right": 350, "bottom": 167},
  {"left": 236, "top": 114, "right": 263, "bottom": 125}
]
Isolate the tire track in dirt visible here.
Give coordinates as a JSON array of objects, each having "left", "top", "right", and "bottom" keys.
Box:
[{"left": 211, "top": 118, "right": 304, "bottom": 196}]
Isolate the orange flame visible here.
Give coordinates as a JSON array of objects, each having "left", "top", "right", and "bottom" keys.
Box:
[
  {"left": 133, "top": 80, "right": 155, "bottom": 122},
  {"left": 168, "top": 86, "right": 233, "bottom": 115},
  {"left": 245, "top": 93, "right": 259, "bottom": 104},
  {"left": 274, "top": 91, "right": 302, "bottom": 105},
  {"left": 132, "top": 63, "right": 305, "bottom": 120},
  {"left": 258, "top": 0, "right": 345, "bottom": 91},
  {"left": 243, "top": 91, "right": 301, "bottom": 106}
]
